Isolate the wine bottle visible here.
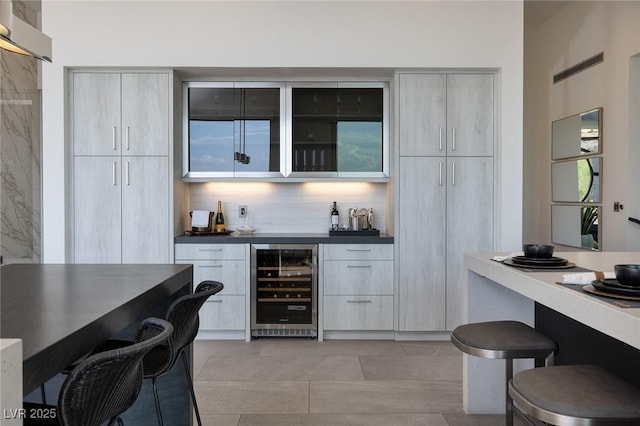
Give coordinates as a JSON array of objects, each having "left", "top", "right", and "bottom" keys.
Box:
[
  {"left": 331, "top": 201, "right": 339, "bottom": 230},
  {"left": 214, "top": 200, "right": 225, "bottom": 232}
]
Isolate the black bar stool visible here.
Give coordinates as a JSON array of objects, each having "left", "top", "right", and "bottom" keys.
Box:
[
  {"left": 509, "top": 364, "right": 640, "bottom": 425},
  {"left": 451, "top": 320, "right": 557, "bottom": 426}
]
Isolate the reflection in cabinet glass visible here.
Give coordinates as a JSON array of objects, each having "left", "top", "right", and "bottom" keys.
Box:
[
  {"left": 290, "top": 84, "right": 387, "bottom": 177},
  {"left": 184, "top": 83, "right": 285, "bottom": 178}
]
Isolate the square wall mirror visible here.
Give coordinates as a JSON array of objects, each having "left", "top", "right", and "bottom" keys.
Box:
[
  {"left": 552, "top": 205, "right": 600, "bottom": 250},
  {"left": 552, "top": 108, "right": 602, "bottom": 160},
  {"left": 552, "top": 157, "right": 601, "bottom": 203}
]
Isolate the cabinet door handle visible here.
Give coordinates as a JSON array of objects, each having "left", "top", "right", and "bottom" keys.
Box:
[
  {"left": 112, "top": 126, "right": 117, "bottom": 151},
  {"left": 112, "top": 161, "right": 117, "bottom": 186},
  {"left": 125, "top": 161, "right": 130, "bottom": 186},
  {"left": 438, "top": 127, "right": 443, "bottom": 151},
  {"left": 347, "top": 265, "right": 372, "bottom": 268},
  {"left": 198, "top": 264, "right": 223, "bottom": 268},
  {"left": 452, "top": 127, "right": 456, "bottom": 151},
  {"left": 125, "top": 126, "right": 130, "bottom": 151},
  {"left": 347, "top": 299, "right": 372, "bottom": 303},
  {"left": 439, "top": 162, "right": 443, "bottom": 186},
  {"left": 346, "top": 248, "right": 371, "bottom": 252},
  {"left": 452, "top": 161, "right": 456, "bottom": 187}
]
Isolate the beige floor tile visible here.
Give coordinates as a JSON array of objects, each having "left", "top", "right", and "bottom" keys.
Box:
[
  {"left": 200, "top": 414, "right": 241, "bottom": 426},
  {"left": 443, "top": 413, "right": 516, "bottom": 426},
  {"left": 194, "top": 340, "right": 264, "bottom": 379},
  {"left": 258, "top": 339, "right": 405, "bottom": 357},
  {"left": 237, "top": 413, "right": 449, "bottom": 425},
  {"left": 195, "top": 380, "right": 309, "bottom": 414},
  {"left": 359, "top": 355, "right": 462, "bottom": 381},
  {"left": 310, "top": 380, "right": 462, "bottom": 414},
  {"left": 199, "top": 355, "right": 364, "bottom": 381},
  {"left": 400, "top": 341, "right": 462, "bottom": 357}
]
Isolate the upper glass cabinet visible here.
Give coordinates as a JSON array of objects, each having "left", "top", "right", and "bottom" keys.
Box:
[
  {"left": 183, "top": 82, "right": 285, "bottom": 178},
  {"left": 287, "top": 82, "right": 389, "bottom": 179}
]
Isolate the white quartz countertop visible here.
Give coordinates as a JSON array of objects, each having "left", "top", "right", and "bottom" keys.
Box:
[{"left": 465, "top": 251, "right": 640, "bottom": 349}]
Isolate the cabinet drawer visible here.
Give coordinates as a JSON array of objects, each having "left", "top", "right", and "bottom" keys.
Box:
[
  {"left": 199, "top": 295, "right": 245, "bottom": 330},
  {"left": 176, "top": 260, "right": 246, "bottom": 295},
  {"left": 323, "top": 296, "right": 393, "bottom": 330},
  {"left": 175, "top": 244, "right": 245, "bottom": 260},
  {"left": 323, "top": 260, "right": 393, "bottom": 295},
  {"left": 323, "top": 244, "right": 393, "bottom": 261}
]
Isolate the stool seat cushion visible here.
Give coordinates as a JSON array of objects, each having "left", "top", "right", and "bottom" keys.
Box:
[
  {"left": 451, "top": 321, "right": 556, "bottom": 359},
  {"left": 510, "top": 365, "right": 640, "bottom": 421}
]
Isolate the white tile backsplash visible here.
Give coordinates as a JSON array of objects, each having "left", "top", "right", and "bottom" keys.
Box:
[{"left": 188, "top": 182, "right": 389, "bottom": 233}]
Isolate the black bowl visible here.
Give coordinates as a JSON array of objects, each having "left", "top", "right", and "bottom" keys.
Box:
[
  {"left": 523, "top": 244, "right": 555, "bottom": 259},
  {"left": 614, "top": 264, "right": 640, "bottom": 287}
]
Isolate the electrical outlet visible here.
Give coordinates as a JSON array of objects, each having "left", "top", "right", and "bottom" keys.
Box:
[{"left": 239, "top": 205, "right": 248, "bottom": 218}]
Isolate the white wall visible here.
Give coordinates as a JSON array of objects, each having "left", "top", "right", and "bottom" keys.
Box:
[
  {"left": 41, "top": 1, "right": 524, "bottom": 261},
  {"left": 524, "top": 1, "right": 640, "bottom": 250}
]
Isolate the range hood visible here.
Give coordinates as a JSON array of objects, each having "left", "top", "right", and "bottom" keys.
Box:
[{"left": 0, "top": 1, "right": 51, "bottom": 62}]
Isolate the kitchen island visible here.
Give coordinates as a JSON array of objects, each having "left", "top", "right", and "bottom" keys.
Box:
[
  {"left": 463, "top": 251, "right": 640, "bottom": 415},
  {"left": 0, "top": 263, "right": 193, "bottom": 425}
]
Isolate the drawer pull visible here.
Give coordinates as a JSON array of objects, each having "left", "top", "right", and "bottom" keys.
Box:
[
  {"left": 347, "top": 265, "right": 372, "bottom": 268},
  {"left": 198, "top": 248, "right": 223, "bottom": 252},
  {"left": 210, "top": 299, "right": 223, "bottom": 303},
  {"left": 198, "top": 265, "right": 223, "bottom": 268},
  {"left": 347, "top": 300, "right": 372, "bottom": 303},
  {"left": 346, "top": 248, "right": 371, "bottom": 252}
]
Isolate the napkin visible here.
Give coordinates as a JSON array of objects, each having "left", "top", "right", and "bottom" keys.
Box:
[
  {"left": 191, "top": 210, "right": 210, "bottom": 228},
  {"left": 491, "top": 252, "right": 522, "bottom": 262},
  {"left": 561, "top": 271, "right": 615, "bottom": 285}
]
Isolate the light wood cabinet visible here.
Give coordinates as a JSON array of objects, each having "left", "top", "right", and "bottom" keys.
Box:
[
  {"left": 71, "top": 71, "right": 172, "bottom": 264},
  {"left": 175, "top": 244, "right": 247, "bottom": 334},
  {"left": 398, "top": 73, "right": 494, "bottom": 157},
  {"left": 322, "top": 244, "right": 393, "bottom": 331},
  {"left": 396, "top": 72, "right": 495, "bottom": 332},
  {"left": 73, "top": 73, "right": 169, "bottom": 156}
]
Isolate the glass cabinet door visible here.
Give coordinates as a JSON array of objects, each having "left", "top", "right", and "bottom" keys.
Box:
[
  {"left": 289, "top": 82, "right": 388, "bottom": 178},
  {"left": 184, "top": 82, "right": 285, "bottom": 178}
]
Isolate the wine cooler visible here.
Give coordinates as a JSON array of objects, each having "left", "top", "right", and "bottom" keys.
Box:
[{"left": 251, "top": 244, "right": 317, "bottom": 337}]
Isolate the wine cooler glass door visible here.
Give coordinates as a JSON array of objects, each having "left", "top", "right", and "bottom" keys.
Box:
[{"left": 251, "top": 244, "right": 317, "bottom": 334}]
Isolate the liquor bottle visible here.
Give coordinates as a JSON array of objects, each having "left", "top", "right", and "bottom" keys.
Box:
[
  {"left": 214, "top": 200, "right": 225, "bottom": 232},
  {"left": 331, "top": 201, "right": 339, "bottom": 230}
]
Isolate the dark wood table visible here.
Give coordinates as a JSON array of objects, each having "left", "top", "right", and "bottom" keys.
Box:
[{"left": 1, "top": 263, "right": 193, "bottom": 424}]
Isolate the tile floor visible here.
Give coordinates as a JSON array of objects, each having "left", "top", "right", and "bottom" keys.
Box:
[{"left": 193, "top": 339, "right": 514, "bottom": 426}]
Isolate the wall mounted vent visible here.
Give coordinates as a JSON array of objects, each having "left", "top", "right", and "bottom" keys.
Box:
[{"left": 553, "top": 52, "right": 604, "bottom": 84}]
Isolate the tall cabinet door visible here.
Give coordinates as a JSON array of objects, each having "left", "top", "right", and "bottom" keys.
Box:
[
  {"left": 73, "top": 157, "right": 122, "bottom": 263},
  {"left": 398, "top": 157, "right": 447, "bottom": 331},
  {"left": 73, "top": 73, "right": 121, "bottom": 156},
  {"left": 446, "top": 74, "right": 494, "bottom": 157},
  {"left": 121, "top": 74, "right": 170, "bottom": 156},
  {"left": 446, "top": 157, "right": 494, "bottom": 329},
  {"left": 398, "top": 74, "right": 446, "bottom": 157},
  {"left": 121, "top": 156, "right": 170, "bottom": 263}
]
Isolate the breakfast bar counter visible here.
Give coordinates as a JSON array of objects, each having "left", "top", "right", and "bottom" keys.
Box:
[{"left": 463, "top": 251, "right": 640, "bottom": 415}]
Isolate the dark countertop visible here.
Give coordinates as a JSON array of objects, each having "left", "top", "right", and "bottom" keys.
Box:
[
  {"left": 174, "top": 232, "right": 394, "bottom": 244},
  {"left": 0, "top": 263, "right": 193, "bottom": 394}
]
